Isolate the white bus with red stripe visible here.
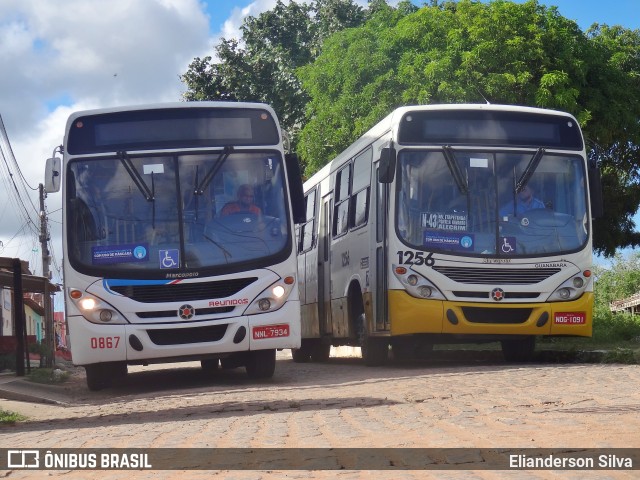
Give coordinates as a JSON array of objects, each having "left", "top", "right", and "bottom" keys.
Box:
[{"left": 45, "top": 102, "right": 305, "bottom": 389}]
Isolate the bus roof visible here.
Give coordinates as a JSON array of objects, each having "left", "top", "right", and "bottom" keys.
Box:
[
  {"left": 304, "top": 104, "right": 580, "bottom": 186},
  {"left": 65, "top": 101, "right": 278, "bottom": 123}
]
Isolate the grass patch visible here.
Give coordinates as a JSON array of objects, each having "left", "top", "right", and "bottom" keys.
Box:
[
  {"left": 0, "top": 409, "right": 26, "bottom": 425},
  {"left": 27, "top": 368, "right": 70, "bottom": 385}
]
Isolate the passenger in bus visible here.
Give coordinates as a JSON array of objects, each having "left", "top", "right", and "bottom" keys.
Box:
[
  {"left": 221, "top": 184, "right": 262, "bottom": 215},
  {"left": 499, "top": 184, "right": 545, "bottom": 216}
]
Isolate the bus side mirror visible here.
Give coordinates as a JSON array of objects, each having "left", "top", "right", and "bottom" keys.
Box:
[
  {"left": 45, "top": 157, "right": 61, "bottom": 193},
  {"left": 379, "top": 147, "right": 396, "bottom": 183},
  {"left": 285, "top": 153, "right": 306, "bottom": 224},
  {"left": 588, "top": 165, "right": 604, "bottom": 219}
]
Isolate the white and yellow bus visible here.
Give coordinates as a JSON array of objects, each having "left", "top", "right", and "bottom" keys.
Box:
[
  {"left": 294, "top": 104, "right": 602, "bottom": 365},
  {"left": 45, "top": 102, "right": 305, "bottom": 389}
]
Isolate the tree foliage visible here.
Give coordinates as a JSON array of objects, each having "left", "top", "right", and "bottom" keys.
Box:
[
  {"left": 181, "top": 0, "right": 640, "bottom": 255},
  {"left": 297, "top": 0, "right": 640, "bottom": 255},
  {"left": 181, "top": 0, "right": 369, "bottom": 155},
  {"left": 594, "top": 252, "right": 640, "bottom": 311}
]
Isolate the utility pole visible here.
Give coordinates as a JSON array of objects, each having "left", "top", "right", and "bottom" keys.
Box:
[{"left": 39, "top": 183, "right": 54, "bottom": 368}]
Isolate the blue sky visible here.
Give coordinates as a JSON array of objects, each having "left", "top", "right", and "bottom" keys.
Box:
[
  {"left": 203, "top": 1, "right": 640, "bottom": 33},
  {"left": 0, "top": 0, "right": 637, "bottom": 283}
]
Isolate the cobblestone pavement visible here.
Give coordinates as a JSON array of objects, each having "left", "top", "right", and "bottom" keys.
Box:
[{"left": 1, "top": 348, "right": 639, "bottom": 479}]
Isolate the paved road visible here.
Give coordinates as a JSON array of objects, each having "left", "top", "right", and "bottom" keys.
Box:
[{"left": 1, "top": 348, "right": 639, "bottom": 479}]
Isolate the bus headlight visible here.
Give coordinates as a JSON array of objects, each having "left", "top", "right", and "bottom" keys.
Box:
[
  {"left": 244, "top": 275, "right": 296, "bottom": 315},
  {"left": 392, "top": 265, "right": 445, "bottom": 300},
  {"left": 547, "top": 274, "right": 591, "bottom": 302},
  {"left": 68, "top": 288, "right": 127, "bottom": 324},
  {"left": 418, "top": 286, "right": 433, "bottom": 298}
]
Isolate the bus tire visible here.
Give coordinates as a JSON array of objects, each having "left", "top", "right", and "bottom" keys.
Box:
[
  {"left": 291, "top": 340, "right": 313, "bottom": 363},
  {"left": 201, "top": 358, "right": 219, "bottom": 372},
  {"left": 84, "top": 364, "right": 110, "bottom": 391},
  {"left": 357, "top": 313, "right": 388, "bottom": 366},
  {"left": 291, "top": 348, "right": 310, "bottom": 363},
  {"left": 246, "top": 349, "right": 276, "bottom": 379},
  {"left": 310, "top": 342, "right": 331, "bottom": 362},
  {"left": 501, "top": 336, "right": 536, "bottom": 362}
]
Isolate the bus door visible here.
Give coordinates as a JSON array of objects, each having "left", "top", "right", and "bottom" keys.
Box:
[
  {"left": 317, "top": 195, "right": 333, "bottom": 337},
  {"left": 374, "top": 164, "right": 390, "bottom": 331}
]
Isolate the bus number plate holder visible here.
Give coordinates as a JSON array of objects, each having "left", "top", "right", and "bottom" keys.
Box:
[{"left": 253, "top": 324, "right": 290, "bottom": 339}]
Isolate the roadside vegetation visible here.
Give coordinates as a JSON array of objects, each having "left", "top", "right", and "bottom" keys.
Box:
[
  {"left": 0, "top": 409, "right": 26, "bottom": 425},
  {"left": 27, "top": 367, "right": 70, "bottom": 385},
  {"left": 538, "top": 252, "right": 640, "bottom": 362}
]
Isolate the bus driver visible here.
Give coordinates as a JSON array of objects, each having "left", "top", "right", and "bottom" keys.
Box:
[
  {"left": 221, "top": 184, "right": 262, "bottom": 216},
  {"left": 500, "top": 184, "right": 544, "bottom": 217}
]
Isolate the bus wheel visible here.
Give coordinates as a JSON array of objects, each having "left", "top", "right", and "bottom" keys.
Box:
[
  {"left": 501, "top": 336, "right": 536, "bottom": 362},
  {"left": 85, "top": 363, "right": 110, "bottom": 391},
  {"left": 357, "top": 314, "right": 388, "bottom": 367},
  {"left": 291, "top": 340, "right": 313, "bottom": 363},
  {"left": 291, "top": 348, "right": 310, "bottom": 363},
  {"left": 201, "top": 358, "right": 219, "bottom": 372},
  {"left": 246, "top": 349, "right": 276, "bottom": 379},
  {"left": 310, "top": 342, "right": 331, "bottom": 362}
]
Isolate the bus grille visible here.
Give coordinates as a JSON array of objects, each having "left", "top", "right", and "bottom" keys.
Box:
[
  {"left": 462, "top": 307, "right": 532, "bottom": 324},
  {"left": 110, "top": 277, "right": 258, "bottom": 303},
  {"left": 147, "top": 324, "right": 228, "bottom": 345},
  {"left": 433, "top": 267, "right": 560, "bottom": 285},
  {"left": 452, "top": 291, "right": 540, "bottom": 300},
  {"left": 136, "top": 306, "right": 235, "bottom": 319}
]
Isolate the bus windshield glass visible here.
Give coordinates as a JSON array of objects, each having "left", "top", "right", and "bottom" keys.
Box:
[
  {"left": 396, "top": 149, "right": 589, "bottom": 257},
  {"left": 67, "top": 151, "right": 291, "bottom": 277}
]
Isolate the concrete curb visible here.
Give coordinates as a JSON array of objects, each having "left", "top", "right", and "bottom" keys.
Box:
[{"left": 0, "top": 376, "right": 71, "bottom": 406}]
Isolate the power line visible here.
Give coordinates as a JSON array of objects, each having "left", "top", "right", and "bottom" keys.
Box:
[
  {"left": 0, "top": 114, "right": 38, "bottom": 191},
  {"left": 0, "top": 114, "right": 41, "bottom": 248}
]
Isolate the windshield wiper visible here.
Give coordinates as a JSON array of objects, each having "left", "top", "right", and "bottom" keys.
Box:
[
  {"left": 442, "top": 146, "right": 469, "bottom": 194},
  {"left": 195, "top": 146, "right": 233, "bottom": 195},
  {"left": 118, "top": 151, "right": 157, "bottom": 228},
  {"left": 203, "top": 233, "right": 232, "bottom": 262},
  {"left": 515, "top": 147, "right": 545, "bottom": 193}
]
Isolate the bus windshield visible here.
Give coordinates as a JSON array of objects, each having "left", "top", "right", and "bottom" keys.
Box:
[
  {"left": 396, "top": 149, "right": 589, "bottom": 257},
  {"left": 67, "top": 150, "right": 291, "bottom": 277}
]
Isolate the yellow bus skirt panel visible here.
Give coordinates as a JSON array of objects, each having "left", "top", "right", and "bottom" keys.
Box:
[
  {"left": 388, "top": 290, "right": 444, "bottom": 335},
  {"left": 388, "top": 290, "right": 593, "bottom": 337}
]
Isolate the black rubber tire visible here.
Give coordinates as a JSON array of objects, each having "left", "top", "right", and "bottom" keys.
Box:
[
  {"left": 245, "top": 349, "right": 276, "bottom": 379},
  {"left": 357, "top": 313, "right": 388, "bottom": 366},
  {"left": 201, "top": 358, "right": 220, "bottom": 372},
  {"left": 310, "top": 342, "right": 331, "bottom": 362},
  {"left": 291, "top": 339, "right": 313, "bottom": 363},
  {"left": 501, "top": 336, "right": 536, "bottom": 362},
  {"left": 85, "top": 364, "right": 110, "bottom": 391}
]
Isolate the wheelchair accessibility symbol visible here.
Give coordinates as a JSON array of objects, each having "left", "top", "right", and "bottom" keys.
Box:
[
  {"left": 159, "top": 249, "right": 179, "bottom": 269},
  {"left": 500, "top": 236, "right": 517, "bottom": 254}
]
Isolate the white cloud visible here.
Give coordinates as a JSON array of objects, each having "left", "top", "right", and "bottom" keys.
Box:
[
  {"left": 0, "top": 0, "right": 212, "bottom": 279},
  {"left": 221, "top": 0, "right": 279, "bottom": 40}
]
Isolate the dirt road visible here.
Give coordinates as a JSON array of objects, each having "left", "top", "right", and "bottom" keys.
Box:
[{"left": 1, "top": 348, "right": 639, "bottom": 479}]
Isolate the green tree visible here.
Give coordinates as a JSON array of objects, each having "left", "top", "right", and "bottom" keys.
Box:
[
  {"left": 181, "top": 0, "right": 368, "bottom": 158},
  {"left": 297, "top": 0, "right": 640, "bottom": 254},
  {"left": 594, "top": 253, "right": 640, "bottom": 310}
]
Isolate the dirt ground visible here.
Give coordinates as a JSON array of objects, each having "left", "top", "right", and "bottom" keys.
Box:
[{"left": 1, "top": 348, "right": 639, "bottom": 479}]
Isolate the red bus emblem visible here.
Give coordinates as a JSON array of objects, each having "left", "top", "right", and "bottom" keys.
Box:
[
  {"left": 491, "top": 288, "right": 505, "bottom": 301},
  {"left": 178, "top": 304, "right": 195, "bottom": 319}
]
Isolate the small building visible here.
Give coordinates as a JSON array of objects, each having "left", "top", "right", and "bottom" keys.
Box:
[
  {"left": 0, "top": 257, "right": 61, "bottom": 360},
  {"left": 610, "top": 292, "right": 640, "bottom": 315}
]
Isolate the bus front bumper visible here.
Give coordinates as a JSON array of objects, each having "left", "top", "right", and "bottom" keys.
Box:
[
  {"left": 388, "top": 290, "right": 593, "bottom": 338},
  {"left": 67, "top": 301, "right": 301, "bottom": 366}
]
